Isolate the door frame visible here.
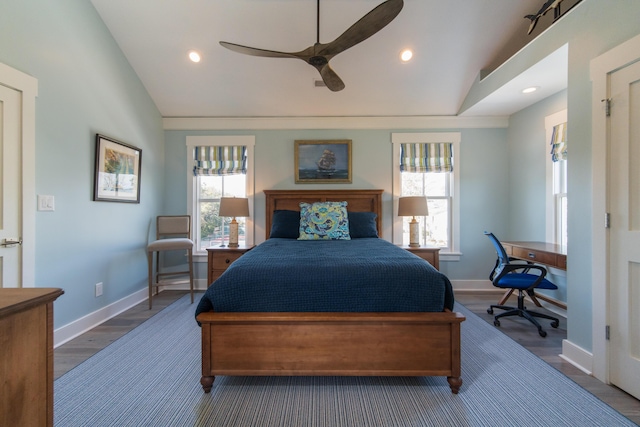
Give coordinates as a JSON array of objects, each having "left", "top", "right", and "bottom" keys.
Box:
[
  {"left": 591, "top": 33, "right": 640, "bottom": 383},
  {"left": 0, "top": 62, "right": 37, "bottom": 287}
]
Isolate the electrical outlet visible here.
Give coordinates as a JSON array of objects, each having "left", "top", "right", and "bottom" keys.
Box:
[{"left": 95, "top": 282, "right": 103, "bottom": 297}]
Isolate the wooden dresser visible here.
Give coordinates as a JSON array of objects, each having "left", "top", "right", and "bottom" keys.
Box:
[
  {"left": 0, "top": 288, "right": 64, "bottom": 427},
  {"left": 206, "top": 245, "right": 255, "bottom": 285}
]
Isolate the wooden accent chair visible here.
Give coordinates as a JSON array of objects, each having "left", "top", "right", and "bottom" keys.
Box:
[{"left": 147, "top": 215, "right": 194, "bottom": 309}]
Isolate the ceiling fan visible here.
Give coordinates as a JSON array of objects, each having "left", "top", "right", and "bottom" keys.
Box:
[{"left": 219, "top": 0, "right": 404, "bottom": 92}]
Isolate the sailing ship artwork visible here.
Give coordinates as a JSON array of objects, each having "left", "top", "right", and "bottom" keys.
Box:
[{"left": 295, "top": 140, "right": 352, "bottom": 183}]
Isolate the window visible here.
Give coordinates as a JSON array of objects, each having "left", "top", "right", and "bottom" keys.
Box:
[
  {"left": 545, "top": 111, "right": 567, "bottom": 247},
  {"left": 392, "top": 133, "right": 461, "bottom": 259},
  {"left": 186, "top": 136, "right": 255, "bottom": 254}
]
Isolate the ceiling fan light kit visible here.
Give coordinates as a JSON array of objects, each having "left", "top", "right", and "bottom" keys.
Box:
[{"left": 220, "top": 0, "right": 404, "bottom": 92}]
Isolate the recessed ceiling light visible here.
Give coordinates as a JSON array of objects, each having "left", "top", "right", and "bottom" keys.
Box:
[
  {"left": 188, "top": 51, "right": 201, "bottom": 63},
  {"left": 522, "top": 86, "right": 539, "bottom": 94},
  {"left": 400, "top": 49, "right": 413, "bottom": 62}
]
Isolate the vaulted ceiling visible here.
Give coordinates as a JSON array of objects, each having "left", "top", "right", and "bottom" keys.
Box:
[{"left": 90, "top": 0, "right": 568, "bottom": 118}]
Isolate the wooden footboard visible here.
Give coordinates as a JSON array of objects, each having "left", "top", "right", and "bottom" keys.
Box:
[{"left": 196, "top": 311, "right": 465, "bottom": 394}]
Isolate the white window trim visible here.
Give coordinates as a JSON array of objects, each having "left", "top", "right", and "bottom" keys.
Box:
[
  {"left": 186, "top": 135, "right": 255, "bottom": 258},
  {"left": 545, "top": 109, "right": 567, "bottom": 244},
  {"left": 391, "top": 132, "right": 461, "bottom": 261}
]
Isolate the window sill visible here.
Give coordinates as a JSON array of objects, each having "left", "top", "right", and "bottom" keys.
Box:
[{"left": 440, "top": 252, "right": 462, "bottom": 262}]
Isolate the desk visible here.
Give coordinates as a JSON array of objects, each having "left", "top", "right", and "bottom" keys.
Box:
[
  {"left": 501, "top": 241, "right": 566, "bottom": 270},
  {"left": 499, "top": 241, "right": 567, "bottom": 310}
]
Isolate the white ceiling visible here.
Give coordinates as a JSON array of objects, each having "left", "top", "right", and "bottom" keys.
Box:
[{"left": 90, "top": 0, "right": 567, "bottom": 118}]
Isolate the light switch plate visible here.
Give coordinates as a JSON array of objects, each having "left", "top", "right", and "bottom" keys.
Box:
[{"left": 38, "top": 195, "right": 55, "bottom": 211}]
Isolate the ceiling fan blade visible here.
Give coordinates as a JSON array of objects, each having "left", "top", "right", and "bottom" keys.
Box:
[
  {"left": 319, "top": 64, "right": 345, "bottom": 92},
  {"left": 319, "top": 0, "right": 404, "bottom": 57},
  {"left": 220, "top": 41, "right": 299, "bottom": 59}
]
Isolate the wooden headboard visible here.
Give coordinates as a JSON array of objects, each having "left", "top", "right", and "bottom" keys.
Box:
[{"left": 264, "top": 189, "right": 383, "bottom": 239}]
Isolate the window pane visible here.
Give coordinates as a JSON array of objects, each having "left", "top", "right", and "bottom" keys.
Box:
[
  {"left": 401, "top": 172, "right": 425, "bottom": 195},
  {"left": 558, "top": 194, "right": 568, "bottom": 247},
  {"left": 401, "top": 199, "right": 450, "bottom": 248},
  {"left": 200, "top": 176, "right": 222, "bottom": 199},
  {"left": 197, "top": 174, "right": 247, "bottom": 250},
  {"left": 198, "top": 200, "right": 247, "bottom": 250},
  {"left": 424, "top": 173, "right": 447, "bottom": 197},
  {"left": 401, "top": 171, "right": 451, "bottom": 249},
  {"left": 425, "top": 198, "right": 450, "bottom": 247},
  {"left": 199, "top": 201, "right": 222, "bottom": 249},
  {"left": 223, "top": 174, "right": 246, "bottom": 198},
  {"left": 401, "top": 172, "right": 447, "bottom": 197}
]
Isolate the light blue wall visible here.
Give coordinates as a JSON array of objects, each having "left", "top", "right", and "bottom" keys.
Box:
[
  {"left": 0, "top": 0, "right": 165, "bottom": 328},
  {"left": 164, "top": 127, "right": 508, "bottom": 282},
  {"left": 534, "top": 0, "right": 640, "bottom": 352},
  {"left": 466, "top": 0, "right": 640, "bottom": 351},
  {"left": 5, "top": 0, "right": 639, "bottom": 352},
  {"left": 508, "top": 90, "right": 568, "bottom": 302}
]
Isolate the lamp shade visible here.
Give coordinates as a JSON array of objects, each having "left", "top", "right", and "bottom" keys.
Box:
[
  {"left": 398, "top": 196, "right": 428, "bottom": 217},
  {"left": 219, "top": 197, "right": 249, "bottom": 218}
]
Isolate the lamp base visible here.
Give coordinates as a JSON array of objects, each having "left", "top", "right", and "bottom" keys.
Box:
[
  {"left": 409, "top": 218, "right": 420, "bottom": 248},
  {"left": 228, "top": 218, "right": 239, "bottom": 248}
]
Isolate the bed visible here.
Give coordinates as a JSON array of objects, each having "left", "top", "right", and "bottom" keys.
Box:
[{"left": 196, "top": 189, "right": 465, "bottom": 394}]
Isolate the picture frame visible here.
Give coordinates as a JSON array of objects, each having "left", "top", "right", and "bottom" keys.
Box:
[
  {"left": 294, "top": 139, "right": 352, "bottom": 184},
  {"left": 93, "top": 134, "right": 142, "bottom": 203}
]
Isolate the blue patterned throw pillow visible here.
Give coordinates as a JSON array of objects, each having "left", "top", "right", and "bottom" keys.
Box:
[{"left": 298, "top": 201, "right": 351, "bottom": 240}]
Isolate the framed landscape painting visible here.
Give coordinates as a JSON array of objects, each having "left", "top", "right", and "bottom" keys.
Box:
[
  {"left": 93, "top": 134, "right": 142, "bottom": 203},
  {"left": 294, "top": 140, "right": 352, "bottom": 184}
]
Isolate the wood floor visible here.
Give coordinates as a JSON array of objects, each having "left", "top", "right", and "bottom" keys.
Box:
[{"left": 54, "top": 290, "right": 640, "bottom": 425}]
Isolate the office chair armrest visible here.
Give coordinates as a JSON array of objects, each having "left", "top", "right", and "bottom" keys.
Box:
[
  {"left": 510, "top": 257, "right": 535, "bottom": 273},
  {"left": 489, "top": 258, "right": 535, "bottom": 280}
]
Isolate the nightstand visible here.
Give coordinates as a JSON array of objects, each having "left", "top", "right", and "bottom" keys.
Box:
[
  {"left": 206, "top": 245, "right": 255, "bottom": 286},
  {"left": 400, "top": 245, "right": 440, "bottom": 270}
]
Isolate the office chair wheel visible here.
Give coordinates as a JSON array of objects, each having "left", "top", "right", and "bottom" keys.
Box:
[
  {"left": 493, "top": 319, "right": 500, "bottom": 327},
  {"left": 487, "top": 308, "right": 494, "bottom": 315},
  {"left": 539, "top": 329, "right": 547, "bottom": 338},
  {"left": 551, "top": 320, "right": 559, "bottom": 328}
]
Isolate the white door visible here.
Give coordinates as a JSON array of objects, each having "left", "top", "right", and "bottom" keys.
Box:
[
  {"left": 0, "top": 84, "right": 22, "bottom": 288},
  {"left": 609, "top": 59, "right": 640, "bottom": 400}
]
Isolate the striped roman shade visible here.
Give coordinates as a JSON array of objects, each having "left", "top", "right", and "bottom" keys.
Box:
[
  {"left": 193, "top": 145, "right": 247, "bottom": 176},
  {"left": 400, "top": 143, "right": 453, "bottom": 172},
  {"left": 550, "top": 122, "right": 567, "bottom": 162}
]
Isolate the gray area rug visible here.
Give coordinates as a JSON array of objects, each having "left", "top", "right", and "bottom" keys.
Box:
[{"left": 55, "top": 294, "right": 636, "bottom": 426}]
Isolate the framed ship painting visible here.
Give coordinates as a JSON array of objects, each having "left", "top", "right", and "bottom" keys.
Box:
[
  {"left": 93, "top": 134, "right": 142, "bottom": 203},
  {"left": 294, "top": 140, "right": 352, "bottom": 184}
]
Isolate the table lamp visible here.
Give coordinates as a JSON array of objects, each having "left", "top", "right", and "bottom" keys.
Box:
[
  {"left": 219, "top": 197, "right": 249, "bottom": 248},
  {"left": 398, "top": 196, "right": 428, "bottom": 247}
]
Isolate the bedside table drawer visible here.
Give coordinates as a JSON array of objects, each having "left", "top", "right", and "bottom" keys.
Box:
[
  {"left": 207, "top": 245, "right": 255, "bottom": 286},
  {"left": 399, "top": 246, "right": 440, "bottom": 270},
  {"left": 212, "top": 252, "right": 244, "bottom": 269}
]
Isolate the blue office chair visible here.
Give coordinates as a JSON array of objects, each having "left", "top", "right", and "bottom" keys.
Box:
[{"left": 484, "top": 232, "right": 559, "bottom": 337}]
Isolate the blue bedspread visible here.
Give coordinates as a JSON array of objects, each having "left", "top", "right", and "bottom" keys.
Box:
[{"left": 195, "top": 238, "right": 454, "bottom": 318}]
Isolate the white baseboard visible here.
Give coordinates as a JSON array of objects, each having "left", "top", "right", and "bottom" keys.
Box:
[
  {"left": 54, "top": 288, "right": 148, "bottom": 348},
  {"left": 560, "top": 339, "right": 593, "bottom": 375},
  {"left": 54, "top": 280, "right": 209, "bottom": 348}
]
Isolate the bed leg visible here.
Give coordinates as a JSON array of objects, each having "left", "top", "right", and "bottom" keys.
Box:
[
  {"left": 447, "top": 376, "right": 462, "bottom": 394},
  {"left": 201, "top": 375, "right": 215, "bottom": 393}
]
